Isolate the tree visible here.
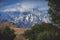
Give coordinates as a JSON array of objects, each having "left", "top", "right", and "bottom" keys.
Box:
[
  {"left": 0, "top": 26, "right": 16, "bottom": 40},
  {"left": 48, "top": 0, "right": 60, "bottom": 26},
  {"left": 36, "top": 31, "right": 60, "bottom": 40},
  {"left": 24, "top": 23, "right": 60, "bottom": 40}
]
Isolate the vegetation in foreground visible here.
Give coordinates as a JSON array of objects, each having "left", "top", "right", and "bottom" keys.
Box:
[
  {"left": 24, "top": 23, "right": 60, "bottom": 40},
  {"left": 0, "top": 26, "right": 16, "bottom": 40}
]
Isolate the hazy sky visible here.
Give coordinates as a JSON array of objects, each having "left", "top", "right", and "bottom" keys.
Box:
[{"left": 0, "top": 0, "right": 49, "bottom": 12}]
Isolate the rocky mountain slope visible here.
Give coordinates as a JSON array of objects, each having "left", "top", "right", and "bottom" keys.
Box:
[{"left": 0, "top": 1, "right": 50, "bottom": 28}]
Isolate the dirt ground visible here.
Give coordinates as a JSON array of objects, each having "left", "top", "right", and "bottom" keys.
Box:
[{"left": 11, "top": 28, "right": 29, "bottom": 40}]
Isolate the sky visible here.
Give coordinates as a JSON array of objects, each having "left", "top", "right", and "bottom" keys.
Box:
[
  {"left": 0, "top": 0, "right": 45, "bottom": 7},
  {"left": 0, "top": 0, "right": 49, "bottom": 12}
]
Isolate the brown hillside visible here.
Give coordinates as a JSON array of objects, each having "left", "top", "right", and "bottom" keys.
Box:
[
  {"left": 12, "top": 28, "right": 29, "bottom": 40},
  {"left": 0, "top": 22, "right": 30, "bottom": 40},
  {"left": 0, "top": 22, "right": 17, "bottom": 28}
]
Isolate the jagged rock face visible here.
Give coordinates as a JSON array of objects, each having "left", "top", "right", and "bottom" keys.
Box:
[
  {"left": 0, "top": 9, "right": 50, "bottom": 28},
  {"left": 0, "top": 1, "right": 50, "bottom": 28}
]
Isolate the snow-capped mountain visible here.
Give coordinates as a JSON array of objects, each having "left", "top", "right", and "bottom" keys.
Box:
[
  {"left": 0, "top": 1, "right": 50, "bottom": 28},
  {"left": 0, "top": 9, "right": 50, "bottom": 28}
]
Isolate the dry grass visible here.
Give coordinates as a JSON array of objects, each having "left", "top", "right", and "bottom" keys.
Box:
[
  {"left": 11, "top": 28, "right": 29, "bottom": 40},
  {"left": 11, "top": 27, "right": 30, "bottom": 40},
  {"left": 0, "top": 22, "right": 29, "bottom": 40},
  {"left": 0, "top": 22, "right": 17, "bottom": 27},
  {"left": 11, "top": 27, "right": 28, "bottom": 35}
]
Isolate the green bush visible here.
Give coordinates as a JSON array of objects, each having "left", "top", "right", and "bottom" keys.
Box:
[
  {"left": 36, "top": 31, "right": 60, "bottom": 40},
  {"left": 24, "top": 23, "right": 60, "bottom": 40},
  {"left": 0, "top": 26, "right": 16, "bottom": 40}
]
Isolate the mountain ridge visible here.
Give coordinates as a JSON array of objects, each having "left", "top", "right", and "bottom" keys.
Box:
[
  {"left": 0, "top": 1, "right": 50, "bottom": 28},
  {"left": 0, "top": 8, "right": 50, "bottom": 28}
]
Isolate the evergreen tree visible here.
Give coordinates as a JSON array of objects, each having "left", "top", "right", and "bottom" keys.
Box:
[
  {"left": 24, "top": 23, "right": 60, "bottom": 40},
  {"left": 0, "top": 26, "right": 16, "bottom": 40},
  {"left": 48, "top": 0, "right": 60, "bottom": 26}
]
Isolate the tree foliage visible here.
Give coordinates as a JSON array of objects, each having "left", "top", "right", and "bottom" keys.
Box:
[
  {"left": 48, "top": 0, "right": 60, "bottom": 24},
  {"left": 0, "top": 26, "right": 16, "bottom": 40},
  {"left": 36, "top": 31, "right": 60, "bottom": 40},
  {"left": 24, "top": 23, "right": 60, "bottom": 40}
]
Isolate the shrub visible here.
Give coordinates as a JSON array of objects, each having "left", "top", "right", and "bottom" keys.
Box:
[{"left": 0, "top": 26, "right": 16, "bottom": 40}]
